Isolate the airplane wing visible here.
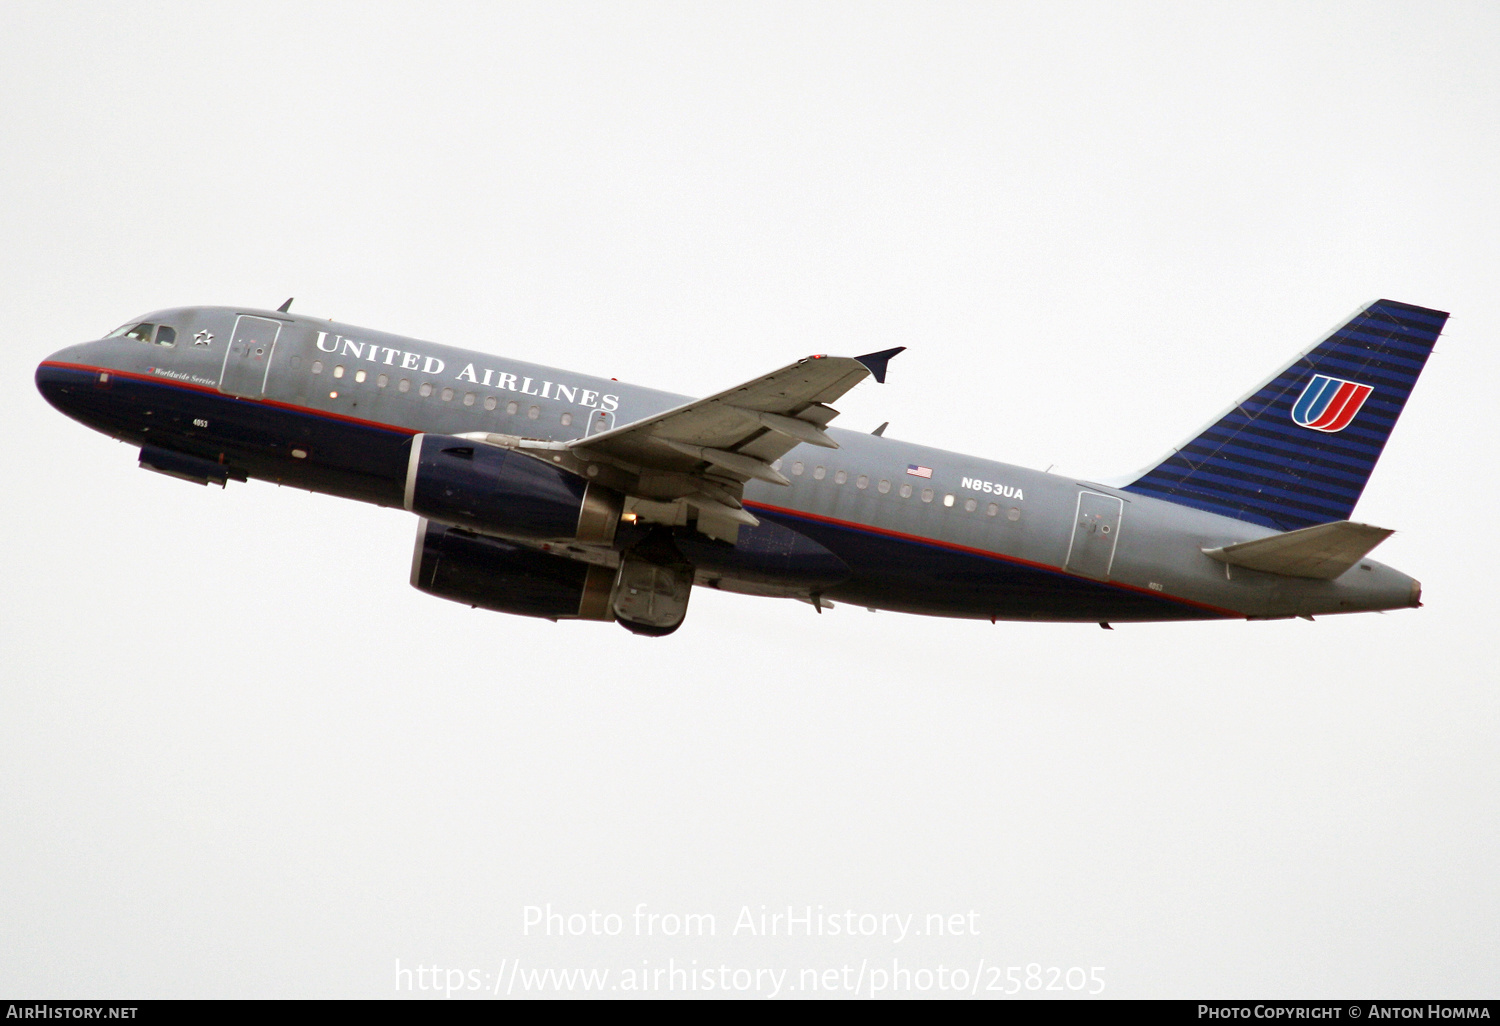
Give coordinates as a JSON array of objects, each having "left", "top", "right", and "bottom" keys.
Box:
[
  {"left": 1201, "top": 520, "right": 1394, "bottom": 579},
  {"left": 517, "top": 348, "right": 902, "bottom": 541}
]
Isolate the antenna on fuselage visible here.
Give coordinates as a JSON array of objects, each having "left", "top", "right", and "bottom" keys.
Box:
[
  {"left": 277, "top": 297, "right": 294, "bottom": 312},
  {"left": 871, "top": 422, "right": 888, "bottom": 437}
]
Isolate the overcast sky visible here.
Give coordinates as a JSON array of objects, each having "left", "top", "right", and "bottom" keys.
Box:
[{"left": 3, "top": 0, "right": 1497, "bottom": 999}]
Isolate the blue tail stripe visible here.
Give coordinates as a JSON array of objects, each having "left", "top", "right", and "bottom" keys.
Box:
[
  {"left": 1173, "top": 441, "right": 1374, "bottom": 488},
  {"left": 1178, "top": 436, "right": 1377, "bottom": 477},
  {"left": 1137, "top": 459, "right": 1367, "bottom": 507},
  {"left": 1145, "top": 467, "right": 1361, "bottom": 513},
  {"left": 1124, "top": 482, "right": 1327, "bottom": 530},
  {"left": 1164, "top": 438, "right": 1375, "bottom": 487},
  {"left": 1136, "top": 478, "right": 1353, "bottom": 522},
  {"left": 1197, "top": 418, "right": 1384, "bottom": 457},
  {"left": 1313, "top": 360, "right": 1423, "bottom": 389},
  {"left": 1375, "top": 302, "right": 1447, "bottom": 324},
  {"left": 1324, "top": 337, "right": 1431, "bottom": 369},
  {"left": 1314, "top": 354, "right": 1424, "bottom": 387},
  {"left": 1123, "top": 299, "right": 1446, "bottom": 530}
]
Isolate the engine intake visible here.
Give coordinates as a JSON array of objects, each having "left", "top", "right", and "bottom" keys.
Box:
[{"left": 404, "top": 433, "right": 620, "bottom": 542}]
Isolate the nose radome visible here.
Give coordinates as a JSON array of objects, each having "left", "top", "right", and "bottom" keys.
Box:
[{"left": 36, "top": 343, "right": 102, "bottom": 412}]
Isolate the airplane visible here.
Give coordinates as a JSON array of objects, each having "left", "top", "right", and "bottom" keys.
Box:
[{"left": 35, "top": 298, "right": 1445, "bottom": 636}]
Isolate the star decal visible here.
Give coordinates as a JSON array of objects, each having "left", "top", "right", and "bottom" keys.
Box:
[{"left": 193, "top": 330, "right": 213, "bottom": 346}]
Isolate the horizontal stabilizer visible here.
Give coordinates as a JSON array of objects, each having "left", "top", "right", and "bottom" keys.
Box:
[{"left": 1202, "top": 520, "right": 1394, "bottom": 580}]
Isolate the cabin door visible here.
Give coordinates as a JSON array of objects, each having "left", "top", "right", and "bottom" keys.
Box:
[
  {"left": 1065, "top": 491, "right": 1123, "bottom": 580},
  {"left": 219, "top": 315, "right": 282, "bottom": 398}
]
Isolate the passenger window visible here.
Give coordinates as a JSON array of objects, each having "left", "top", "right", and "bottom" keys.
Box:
[
  {"left": 506, "top": 400, "right": 518, "bottom": 415},
  {"left": 943, "top": 494, "right": 955, "bottom": 507},
  {"left": 964, "top": 498, "right": 977, "bottom": 512},
  {"left": 154, "top": 326, "right": 176, "bottom": 347},
  {"left": 834, "top": 470, "right": 847, "bottom": 484},
  {"left": 354, "top": 369, "right": 367, "bottom": 383},
  {"left": 527, "top": 406, "right": 539, "bottom": 419},
  {"left": 463, "top": 392, "right": 475, "bottom": 406},
  {"left": 877, "top": 479, "right": 890, "bottom": 494},
  {"left": 561, "top": 412, "right": 572, "bottom": 426},
  {"left": 792, "top": 462, "right": 804, "bottom": 476},
  {"left": 921, "top": 488, "right": 933, "bottom": 502},
  {"left": 377, "top": 374, "right": 389, "bottom": 387},
  {"left": 899, "top": 483, "right": 912, "bottom": 498},
  {"left": 419, "top": 383, "right": 433, "bottom": 397},
  {"left": 312, "top": 361, "right": 323, "bottom": 374},
  {"left": 813, "top": 466, "right": 826, "bottom": 480},
  {"left": 398, "top": 378, "right": 411, "bottom": 392},
  {"left": 484, "top": 396, "right": 497, "bottom": 411},
  {"left": 1007, "top": 507, "right": 1021, "bottom": 521},
  {"left": 333, "top": 366, "right": 345, "bottom": 379},
  {"left": 857, "top": 475, "right": 869, "bottom": 489},
  {"left": 986, "top": 503, "right": 999, "bottom": 516},
  {"left": 441, "top": 388, "right": 454, "bottom": 402}
]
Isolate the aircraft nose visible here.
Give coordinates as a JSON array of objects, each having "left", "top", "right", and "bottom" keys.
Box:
[{"left": 36, "top": 344, "right": 101, "bottom": 415}]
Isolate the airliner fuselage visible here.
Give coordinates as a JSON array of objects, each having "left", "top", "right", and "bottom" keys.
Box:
[{"left": 37, "top": 301, "right": 1439, "bottom": 634}]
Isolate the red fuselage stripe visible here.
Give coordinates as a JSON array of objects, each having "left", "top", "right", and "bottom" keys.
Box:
[
  {"left": 46, "top": 360, "right": 1238, "bottom": 617},
  {"left": 743, "top": 500, "right": 1238, "bottom": 616},
  {"left": 41, "top": 361, "right": 418, "bottom": 436}
]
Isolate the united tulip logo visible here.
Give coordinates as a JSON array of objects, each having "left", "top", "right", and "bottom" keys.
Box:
[{"left": 1291, "top": 374, "right": 1374, "bottom": 433}]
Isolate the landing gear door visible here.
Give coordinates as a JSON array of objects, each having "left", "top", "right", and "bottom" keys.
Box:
[
  {"left": 219, "top": 315, "right": 282, "bottom": 398},
  {"left": 1065, "top": 491, "right": 1123, "bottom": 580},
  {"left": 612, "top": 555, "right": 691, "bottom": 635}
]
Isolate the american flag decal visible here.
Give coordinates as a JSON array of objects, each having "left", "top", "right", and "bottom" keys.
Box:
[{"left": 906, "top": 465, "right": 933, "bottom": 478}]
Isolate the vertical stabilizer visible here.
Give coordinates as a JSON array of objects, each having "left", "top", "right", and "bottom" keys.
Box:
[{"left": 1122, "top": 300, "right": 1447, "bottom": 530}]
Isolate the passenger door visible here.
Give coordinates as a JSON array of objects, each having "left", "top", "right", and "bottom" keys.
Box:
[
  {"left": 218, "top": 315, "right": 282, "bottom": 398},
  {"left": 1065, "top": 490, "right": 1123, "bottom": 580}
]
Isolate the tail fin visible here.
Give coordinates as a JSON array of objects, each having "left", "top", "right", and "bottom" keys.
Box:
[{"left": 1121, "top": 299, "right": 1447, "bottom": 530}]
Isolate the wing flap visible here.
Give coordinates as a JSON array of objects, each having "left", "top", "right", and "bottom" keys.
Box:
[{"left": 1202, "top": 520, "right": 1394, "bottom": 579}]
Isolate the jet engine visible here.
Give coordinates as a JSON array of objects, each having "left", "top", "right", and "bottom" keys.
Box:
[
  {"left": 411, "top": 519, "right": 697, "bottom": 635},
  {"left": 404, "top": 433, "right": 621, "bottom": 542},
  {"left": 411, "top": 519, "right": 615, "bottom": 621}
]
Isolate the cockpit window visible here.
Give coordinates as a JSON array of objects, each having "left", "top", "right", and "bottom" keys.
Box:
[
  {"left": 154, "top": 325, "right": 176, "bottom": 347},
  {"left": 107, "top": 322, "right": 156, "bottom": 343}
]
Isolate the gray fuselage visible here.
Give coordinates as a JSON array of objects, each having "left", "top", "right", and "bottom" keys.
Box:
[{"left": 37, "top": 306, "right": 1422, "bottom": 624}]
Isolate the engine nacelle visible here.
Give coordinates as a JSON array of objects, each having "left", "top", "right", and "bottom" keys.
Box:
[
  {"left": 411, "top": 519, "right": 615, "bottom": 621},
  {"left": 404, "top": 433, "right": 620, "bottom": 542}
]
